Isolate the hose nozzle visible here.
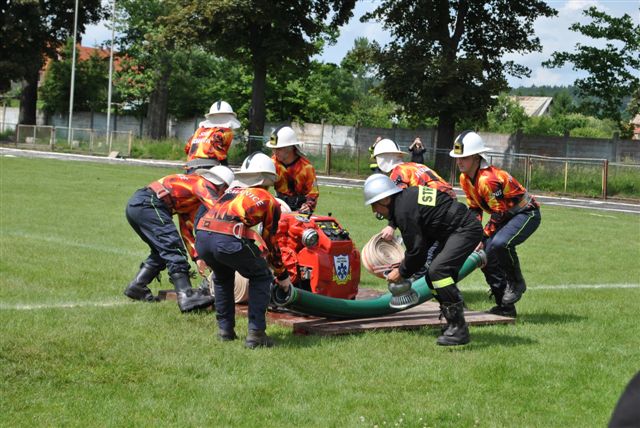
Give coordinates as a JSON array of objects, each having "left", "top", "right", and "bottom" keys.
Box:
[{"left": 387, "top": 278, "right": 419, "bottom": 309}]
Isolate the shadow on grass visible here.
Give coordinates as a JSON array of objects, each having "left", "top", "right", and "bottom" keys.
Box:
[{"left": 518, "top": 311, "right": 586, "bottom": 325}]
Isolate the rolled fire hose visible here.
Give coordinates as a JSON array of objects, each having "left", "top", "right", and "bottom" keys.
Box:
[
  {"left": 361, "top": 233, "right": 404, "bottom": 279},
  {"left": 271, "top": 250, "right": 486, "bottom": 319},
  {"left": 207, "top": 272, "right": 250, "bottom": 303}
]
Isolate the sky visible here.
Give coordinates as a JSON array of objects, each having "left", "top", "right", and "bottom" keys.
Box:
[{"left": 83, "top": 0, "right": 639, "bottom": 88}]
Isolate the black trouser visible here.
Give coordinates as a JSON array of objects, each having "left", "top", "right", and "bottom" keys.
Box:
[
  {"left": 482, "top": 208, "right": 541, "bottom": 288},
  {"left": 195, "top": 231, "right": 273, "bottom": 332},
  {"left": 125, "top": 189, "right": 191, "bottom": 275},
  {"left": 427, "top": 211, "right": 483, "bottom": 304}
]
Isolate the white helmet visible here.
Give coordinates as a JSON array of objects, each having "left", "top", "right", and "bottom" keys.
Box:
[
  {"left": 363, "top": 173, "right": 402, "bottom": 205},
  {"left": 449, "top": 131, "right": 491, "bottom": 158},
  {"left": 197, "top": 165, "right": 235, "bottom": 187},
  {"left": 204, "top": 100, "right": 241, "bottom": 129},
  {"left": 265, "top": 125, "right": 300, "bottom": 149},
  {"left": 234, "top": 152, "right": 277, "bottom": 187},
  {"left": 373, "top": 139, "right": 406, "bottom": 157}
]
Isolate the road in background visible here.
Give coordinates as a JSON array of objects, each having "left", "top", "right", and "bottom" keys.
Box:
[{"left": 3, "top": 147, "right": 639, "bottom": 215}]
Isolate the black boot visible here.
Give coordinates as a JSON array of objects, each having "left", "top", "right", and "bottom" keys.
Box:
[
  {"left": 217, "top": 328, "right": 238, "bottom": 342},
  {"left": 245, "top": 330, "right": 275, "bottom": 349},
  {"left": 488, "top": 287, "right": 517, "bottom": 317},
  {"left": 170, "top": 272, "right": 214, "bottom": 313},
  {"left": 437, "top": 301, "right": 470, "bottom": 346},
  {"left": 124, "top": 263, "right": 160, "bottom": 302},
  {"left": 503, "top": 271, "right": 527, "bottom": 305}
]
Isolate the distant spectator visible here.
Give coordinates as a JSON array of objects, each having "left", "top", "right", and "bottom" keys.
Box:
[{"left": 408, "top": 137, "right": 427, "bottom": 164}]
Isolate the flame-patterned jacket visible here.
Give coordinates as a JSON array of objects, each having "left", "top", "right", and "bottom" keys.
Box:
[
  {"left": 184, "top": 126, "right": 234, "bottom": 162},
  {"left": 272, "top": 154, "right": 319, "bottom": 211},
  {"left": 390, "top": 162, "right": 456, "bottom": 199},
  {"left": 460, "top": 165, "right": 539, "bottom": 237},
  {"left": 197, "top": 187, "right": 287, "bottom": 278},
  {"left": 148, "top": 174, "right": 222, "bottom": 260}
]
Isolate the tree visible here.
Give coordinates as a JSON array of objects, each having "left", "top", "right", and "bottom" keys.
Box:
[
  {"left": 485, "top": 93, "right": 529, "bottom": 134},
  {"left": 114, "top": 0, "right": 181, "bottom": 139},
  {"left": 363, "top": 0, "right": 556, "bottom": 171},
  {"left": 543, "top": 6, "right": 640, "bottom": 131},
  {"left": 0, "top": 0, "right": 104, "bottom": 124},
  {"left": 39, "top": 41, "right": 109, "bottom": 116},
  {"left": 550, "top": 90, "right": 575, "bottom": 117},
  {"left": 164, "top": 0, "right": 356, "bottom": 151}
]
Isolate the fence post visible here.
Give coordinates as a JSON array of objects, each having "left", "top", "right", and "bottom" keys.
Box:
[
  {"left": 50, "top": 126, "right": 55, "bottom": 151},
  {"left": 15, "top": 125, "right": 20, "bottom": 147},
  {"left": 128, "top": 131, "right": 133, "bottom": 156},
  {"left": 319, "top": 119, "right": 325, "bottom": 153},
  {"left": 356, "top": 146, "right": 360, "bottom": 176},
  {"left": 325, "top": 143, "right": 332, "bottom": 175},
  {"left": 524, "top": 155, "right": 531, "bottom": 189},
  {"left": 602, "top": 159, "right": 608, "bottom": 200}
]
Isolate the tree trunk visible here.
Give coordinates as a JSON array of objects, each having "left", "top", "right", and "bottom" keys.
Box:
[
  {"left": 435, "top": 111, "right": 456, "bottom": 177},
  {"left": 18, "top": 67, "right": 40, "bottom": 125},
  {"left": 247, "top": 28, "right": 268, "bottom": 154},
  {"left": 146, "top": 58, "right": 171, "bottom": 139}
]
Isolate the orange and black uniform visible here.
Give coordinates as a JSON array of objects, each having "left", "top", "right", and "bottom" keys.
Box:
[
  {"left": 389, "top": 162, "right": 456, "bottom": 198},
  {"left": 126, "top": 174, "right": 222, "bottom": 275},
  {"left": 459, "top": 164, "right": 541, "bottom": 292},
  {"left": 184, "top": 126, "right": 234, "bottom": 167},
  {"left": 272, "top": 154, "right": 319, "bottom": 212},
  {"left": 195, "top": 187, "right": 288, "bottom": 332}
]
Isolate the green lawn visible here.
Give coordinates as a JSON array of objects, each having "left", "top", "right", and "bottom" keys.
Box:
[{"left": 1, "top": 156, "right": 639, "bottom": 427}]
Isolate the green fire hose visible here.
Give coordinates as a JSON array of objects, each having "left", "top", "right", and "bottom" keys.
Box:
[{"left": 271, "top": 250, "right": 486, "bottom": 319}]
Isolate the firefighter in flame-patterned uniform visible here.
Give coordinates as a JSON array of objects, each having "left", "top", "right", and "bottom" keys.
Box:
[
  {"left": 196, "top": 153, "right": 291, "bottom": 349},
  {"left": 124, "top": 166, "right": 234, "bottom": 313},
  {"left": 184, "top": 100, "right": 241, "bottom": 172},
  {"left": 373, "top": 138, "right": 456, "bottom": 271},
  {"left": 265, "top": 126, "right": 319, "bottom": 213},
  {"left": 450, "top": 131, "right": 541, "bottom": 317}
]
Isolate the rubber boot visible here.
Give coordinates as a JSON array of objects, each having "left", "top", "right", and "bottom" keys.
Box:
[
  {"left": 245, "top": 330, "right": 275, "bottom": 349},
  {"left": 488, "top": 287, "right": 517, "bottom": 318},
  {"left": 437, "top": 301, "right": 470, "bottom": 346},
  {"left": 124, "top": 263, "right": 160, "bottom": 302},
  {"left": 170, "top": 272, "right": 214, "bottom": 313},
  {"left": 503, "top": 270, "right": 527, "bottom": 305}
]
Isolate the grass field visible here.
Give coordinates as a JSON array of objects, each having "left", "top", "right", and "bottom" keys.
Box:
[{"left": 1, "top": 156, "right": 639, "bottom": 427}]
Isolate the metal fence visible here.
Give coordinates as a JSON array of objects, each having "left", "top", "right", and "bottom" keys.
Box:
[
  {"left": 3, "top": 126, "right": 638, "bottom": 200},
  {"left": 13, "top": 124, "right": 134, "bottom": 156},
  {"left": 296, "top": 141, "right": 640, "bottom": 200}
]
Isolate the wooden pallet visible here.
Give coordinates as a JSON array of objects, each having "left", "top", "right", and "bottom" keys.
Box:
[{"left": 158, "top": 288, "right": 515, "bottom": 336}]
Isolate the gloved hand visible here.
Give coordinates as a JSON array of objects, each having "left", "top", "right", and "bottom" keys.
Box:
[
  {"left": 196, "top": 259, "right": 209, "bottom": 277},
  {"left": 298, "top": 203, "right": 311, "bottom": 214},
  {"left": 380, "top": 225, "right": 396, "bottom": 241},
  {"left": 276, "top": 276, "right": 292, "bottom": 292}
]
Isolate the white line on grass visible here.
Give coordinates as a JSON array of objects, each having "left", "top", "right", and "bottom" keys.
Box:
[
  {"left": 0, "top": 300, "right": 131, "bottom": 311},
  {"left": 461, "top": 283, "right": 639, "bottom": 291},
  {"left": 1, "top": 284, "right": 638, "bottom": 311},
  {"left": 4, "top": 230, "right": 144, "bottom": 257}
]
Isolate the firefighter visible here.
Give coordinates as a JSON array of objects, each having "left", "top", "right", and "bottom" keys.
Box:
[
  {"left": 368, "top": 136, "right": 382, "bottom": 172},
  {"left": 364, "top": 174, "right": 483, "bottom": 346},
  {"left": 373, "top": 138, "right": 456, "bottom": 241},
  {"left": 265, "top": 125, "right": 319, "bottom": 214},
  {"left": 449, "top": 131, "right": 541, "bottom": 317},
  {"left": 124, "top": 166, "right": 235, "bottom": 312},
  {"left": 184, "top": 100, "right": 241, "bottom": 172},
  {"left": 195, "top": 152, "right": 292, "bottom": 348}
]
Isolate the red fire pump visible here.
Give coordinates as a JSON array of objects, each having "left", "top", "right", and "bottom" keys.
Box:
[{"left": 276, "top": 212, "right": 360, "bottom": 300}]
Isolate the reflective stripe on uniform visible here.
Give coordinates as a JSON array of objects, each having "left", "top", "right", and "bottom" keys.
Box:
[{"left": 432, "top": 276, "right": 455, "bottom": 288}]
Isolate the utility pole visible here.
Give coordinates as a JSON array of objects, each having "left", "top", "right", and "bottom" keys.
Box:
[{"left": 67, "top": 0, "right": 80, "bottom": 145}]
